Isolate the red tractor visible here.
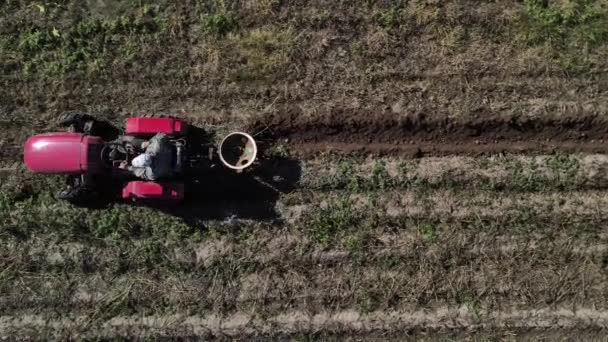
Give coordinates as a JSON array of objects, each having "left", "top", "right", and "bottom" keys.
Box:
[{"left": 23, "top": 114, "right": 258, "bottom": 206}]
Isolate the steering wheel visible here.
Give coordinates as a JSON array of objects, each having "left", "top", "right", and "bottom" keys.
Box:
[{"left": 100, "top": 143, "right": 129, "bottom": 168}]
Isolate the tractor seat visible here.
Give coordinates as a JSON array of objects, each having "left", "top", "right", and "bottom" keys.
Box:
[{"left": 172, "top": 142, "right": 184, "bottom": 174}]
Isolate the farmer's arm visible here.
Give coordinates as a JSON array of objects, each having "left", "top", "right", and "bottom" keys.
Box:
[{"left": 127, "top": 166, "right": 156, "bottom": 180}]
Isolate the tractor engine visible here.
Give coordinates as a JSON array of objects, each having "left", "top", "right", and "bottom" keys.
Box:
[{"left": 24, "top": 132, "right": 105, "bottom": 175}]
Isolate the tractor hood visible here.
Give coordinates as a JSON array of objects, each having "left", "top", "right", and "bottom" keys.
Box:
[{"left": 24, "top": 133, "right": 104, "bottom": 174}]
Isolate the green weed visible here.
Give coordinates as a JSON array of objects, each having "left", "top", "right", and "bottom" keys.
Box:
[
  {"left": 503, "top": 158, "right": 546, "bottom": 192},
  {"left": 203, "top": 14, "right": 238, "bottom": 37},
  {"left": 376, "top": 6, "right": 409, "bottom": 32},
  {"left": 356, "top": 289, "right": 378, "bottom": 314},
  {"left": 379, "top": 254, "right": 403, "bottom": 269},
  {"left": 545, "top": 153, "right": 580, "bottom": 190},
  {"left": 370, "top": 160, "right": 390, "bottom": 191},
  {"left": 317, "top": 159, "right": 362, "bottom": 191},
  {"left": 17, "top": 30, "right": 54, "bottom": 53},
  {"left": 459, "top": 291, "right": 482, "bottom": 320},
  {"left": 344, "top": 230, "right": 371, "bottom": 265},
  {"left": 308, "top": 199, "right": 358, "bottom": 247},
  {"left": 89, "top": 209, "right": 125, "bottom": 238},
  {"left": 345, "top": 234, "right": 365, "bottom": 254},
  {"left": 340, "top": 160, "right": 362, "bottom": 192},
  {"left": 417, "top": 222, "right": 437, "bottom": 242}
]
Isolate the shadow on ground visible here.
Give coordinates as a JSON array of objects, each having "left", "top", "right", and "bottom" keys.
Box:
[{"left": 163, "top": 155, "right": 301, "bottom": 226}]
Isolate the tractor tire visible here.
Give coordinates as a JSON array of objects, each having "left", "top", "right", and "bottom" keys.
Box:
[{"left": 59, "top": 112, "right": 96, "bottom": 127}]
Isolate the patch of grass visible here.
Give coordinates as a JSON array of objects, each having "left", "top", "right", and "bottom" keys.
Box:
[
  {"left": 350, "top": 41, "right": 367, "bottom": 62},
  {"left": 251, "top": 0, "right": 282, "bottom": 16},
  {"left": 17, "top": 30, "right": 54, "bottom": 53},
  {"left": 313, "top": 155, "right": 593, "bottom": 194},
  {"left": 90, "top": 208, "right": 124, "bottom": 238},
  {"left": 5, "top": 4, "right": 168, "bottom": 78},
  {"left": 501, "top": 158, "right": 547, "bottom": 192},
  {"left": 344, "top": 229, "right": 371, "bottom": 265},
  {"left": 545, "top": 153, "right": 580, "bottom": 190},
  {"left": 409, "top": 0, "right": 441, "bottom": 26},
  {"left": 378, "top": 254, "right": 403, "bottom": 269},
  {"left": 417, "top": 222, "right": 437, "bottom": 243},
  {"left": 0, "top": 175, "right": 198, "bottom": 245},
  {"left": 288, "top": 8, "right": 334, "bottom": 30},
  {"left": 370, "top": 160, "right": 389, "bottom": 191},
  {"left": 458, "top": 291, "right": 482, "bottom": 320},
  {"left": 376, "top": 5, "right": 409, "bottom": 32},
  {"left": 308, "top": 199, "right": 358, "bottom": 247},
  {"left": 514, "top": 0, "right": 608, "bottom": 73},
  {"left": 224, "top": 26, "right": 299, "bottom": 81},
  {"left": 318, "top": 159, "right": 363, "bottom": 192},
  {"left": 355, "top": 289, "right": 380, "bottom": 314},
  {"left": 339, "top": 160, "right": 363, "bottom": 192},
  {"left": 267, "top": 142, "right": 290, "bottom": 158},
  {"left": 520, "top": 0, "right": 608, "bottom": 47},
  {"left": 345, "top": 233, "right": 364, "bottom": 253},
  {"left": 203, "top": 14, "right": 238, "bottom": 37}
]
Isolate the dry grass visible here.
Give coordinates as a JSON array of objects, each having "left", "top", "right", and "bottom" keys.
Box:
[
  {"left": 3, "top": 308, "right": 608, "bottom": 339},
  {"left": 1, "top": 0, "right": 607, "bottom": 135},
  {"left": 2, "top": 154, "right": 608, "bottom": 337}
]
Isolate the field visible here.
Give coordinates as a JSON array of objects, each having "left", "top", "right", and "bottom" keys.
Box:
[{"left": 2, "top": 0, "right": 608, "bottom": 339}]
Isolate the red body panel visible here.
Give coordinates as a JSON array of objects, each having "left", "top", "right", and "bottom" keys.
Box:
[
  {"left": 122, "top": 181, "right": 184, "bottom": 201},
  {"left": 24, "top": 133, "right": 104, "bottom": 174},
  {"left": 125, "top": 117, "right": 186, "bottom": 136}
]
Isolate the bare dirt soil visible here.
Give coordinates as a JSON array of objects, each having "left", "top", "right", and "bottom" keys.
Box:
[
  {"left": 249, "top": 109, "right": 608, "bottom": 156},
  {"left": 2, "top": 0, "right": 608, "bottom": 339}
]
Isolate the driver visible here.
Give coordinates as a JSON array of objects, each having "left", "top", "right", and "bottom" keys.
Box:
[{"left": 119, "top": 132, "right": 174, "bottom": 180}]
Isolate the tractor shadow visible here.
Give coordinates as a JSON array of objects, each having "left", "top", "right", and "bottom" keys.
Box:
[{"left": 152, "top": 125, "right": 302, "bottom": 226}]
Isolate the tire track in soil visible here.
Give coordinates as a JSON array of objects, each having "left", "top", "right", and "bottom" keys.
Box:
[
  {"left": 292, "top": 141, "right": 608, "bottom": 157},
  {"left": 248, "top": 110, "right": 608, "bottom": 157}
]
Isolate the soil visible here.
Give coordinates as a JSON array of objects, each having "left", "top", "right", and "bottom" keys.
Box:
[{"left": 250, "top": 108, "right": 608, "bottom": 156}]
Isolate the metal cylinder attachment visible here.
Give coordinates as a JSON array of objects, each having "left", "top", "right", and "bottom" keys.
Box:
[{"left": 218, "top": 132, "right": 257, "bottom": 170}]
